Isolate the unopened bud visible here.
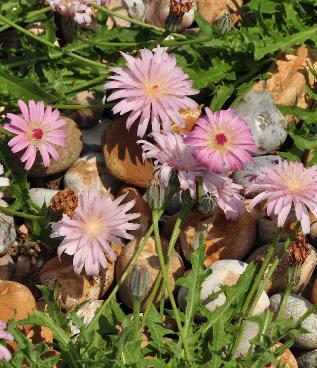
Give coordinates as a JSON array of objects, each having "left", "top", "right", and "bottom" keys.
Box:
[
  {"left": 215, "top": 10, "right": 233, "bottom": 35},
  {"left": 129, "top": 266, "right": 149, "bottom": 300},
  {"left": 287, "top": 264, "right": 301, "bottom": 289},
  {"left": 198, "top": 192, "right": 217, "bottom": 216},
  {"left": 146, "top": 179, "right": 166, "bottom": 210}
]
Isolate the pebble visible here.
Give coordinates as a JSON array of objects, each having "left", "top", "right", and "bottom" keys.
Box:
[
  {"left": 0, "top": 254, "right": 14, "bottom": 280},
  {"left": 234, "top": 321, "right": 259, "bottom": 357},
  {"left": 0, "top": 281, "right": 36, "bottom": 323},
  {"left": 270, "top": 293, "right": 317, "bottom": 349},
  {"left": 102, "top": 117, "right": 154, "bottom": 188},
  {"left": 123, "top": 0, "right": 146, "bottom": 20},
  {"left": 81, "top": 118, "right": 112, "bottom": 153},
  {"left": 234, "top": 90, "right": 288, "bottom": 155},
  {"left": 116, "top": 236, "right": 184, "bottom": 310},
  {"left": 28, "top": 116, "right": 83, "bottom": 177},
  {"left": 248, "top": 243, "right": 317, "bottom": 295},
  {"left": 232, "top": 155, "right": 280, "bottom": 196},
  {"left": 297, "top": 349, "right": 317, "bottom": 368},
  {"left": 116, "top": 186, "right": 151, "bottom": 237},
  {"left": 69, "top": 300, "right": 103, "bottom": 335},
  {"left": 180, "top": 208, "right": 256, "bottom": 267},
  {"left": 64, "top": 153, "right": 120, "bottom": 196},
  {"left": 106, "top": 0, "right": 131, "bottom": 28},
  {"left": 258, "top": 212, "right": 297, "bottom": 245},
  {"left": 39, "top": 255, "right": 114, "bottom": 311},
  {"left": 29, "top": 188, "right": 58, "bottom": 208},
  {"left": 201, "top": 260, "right": 269, "bottom": 315},
  {"left": 0, "top": 199, "right": 16, "bottom": 256},
  {"left": 66, "top": 90, "right": 104, "bottom": 128}
]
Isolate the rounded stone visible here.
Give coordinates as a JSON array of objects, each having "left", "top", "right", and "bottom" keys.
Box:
[
  {"left": 297, "top": 348, "right": 317, "bottom": 368},
  {"left": 248, "top": 242, "right": 317, "bottom": 295},
  {"left": 39, "top": 255, "right": 114, "bottom": 311},
  {"left": 116, "top": 237, "right": 184, "bottom": 310},
  {"left": 267, "top": 343, "right": 298, "bottom": 368},
  {"left": 234, "top": 90, "right": 288, "bottom": 155},
  {"left": 232, "top": 155, "right": 280, "bottom": 196},
  {"left": 27, "top": 116, "right": 83, "bottom": 177},
  {"left": 0, "top": 199, "right": 16, "bottom": 256},
  {"left": 116, "top": 186, "right": 151, "bottom": 237},
  {"left": 180, "top": 208, "right": 256, "bottom": 267},
  {"left": 81, "top": 118, "right": 112, "bottom": 152},
  {"left": 64, "top": 153, "right": 120, "bottom": 196},
  {"left": 0, "top": 254, "right": 14, "bottom": 281},
  {"left": 270, "top": 293, "right": 317, "bottom": 349},
  {"left": 102, "top": 117, "right": 154, "bottom": 188},
  {"left": 0, "top": 281, "right": 36, "bottom": 322},
  {"left": 29, "top": 188, "right": 58, "bottom": 208},
  {"left": 66, "top": 90, "right": 104, "bottom": 128}
]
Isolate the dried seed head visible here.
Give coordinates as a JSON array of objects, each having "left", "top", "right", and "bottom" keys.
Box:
[
  {"left": 170, "top": 0, "right": 193, "bottom": 16},
  {"left": 49, "top": 189, "right": 78, "bottom": 218},
  {"left": 288, "top": 232, "right": 310, "bottom": 266}
]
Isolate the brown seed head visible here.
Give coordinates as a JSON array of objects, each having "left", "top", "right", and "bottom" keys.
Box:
[
  {"left": 288, "top": 231, "right": 310, "bottom": 266},
  {"left": 49, "top": 189, "right": 78, "bottom": 218},
  {"left": 170, "top": 0, "right": 193, "bottom": 16}
]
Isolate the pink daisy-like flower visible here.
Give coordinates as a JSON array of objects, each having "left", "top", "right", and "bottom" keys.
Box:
[
  {"left": 0, "top": 165, "right": 9, "bottom": 199},
  {"left": 246, "top": 160, "right": 317, "bottom": 234},
  {"left": 185, "top": 108, "right": 257, "bottom": 173},
  {"left": 5, "top": 100, "right": 67, "bottom": 171},
  {"left": 105, "top": 47, "right": 198, "bottom": 137},
  {"left": 51, "top": 187, "right": 140, "bottom": 276},
  {"left": 46, "top": 0, "right": 108, "bottom": 25},
  {"left": 203, "top": 172, "right": 245, "bottom": 220},
  {"left": 0, "top": 321, "right": 14, "bottom": 362},
  {"left": 138, "top": 131, "right": 203, "bottom": 198}
]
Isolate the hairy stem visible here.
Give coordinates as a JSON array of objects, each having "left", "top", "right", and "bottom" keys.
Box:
[
  {"left": 132, "top": 298, "right": 141, "bottom": 340},
  {"left": 0, "top": 206, "right": 42, "bottom": 220},
  {"left": 152, "top": 209, "right": 191, "bottom": 362}
]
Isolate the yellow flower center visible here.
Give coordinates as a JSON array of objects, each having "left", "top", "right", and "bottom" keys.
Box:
[
  {"left": 84, "top": 217, "right": 103, "bottom": 237},
  {"left": 144, "top": 83, "right": 160, "bottom": 97}
]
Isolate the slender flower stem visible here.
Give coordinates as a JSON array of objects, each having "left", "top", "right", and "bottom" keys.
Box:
[
  {"left": 132, "top": 298, "right": 141, "bottom": 340},
  {"left": 0, "top": 206, "right": 42, "bottom": 220},
  {"left": 141, "top": 200, "right": 192, "bottom": 328},
  {"left": 84, "top": 209, "right": 164, "bottom": 336},
  {"left": 152, "top": 209, "right": 191, "bottom": 362},
  {"left": 0, "top": 6, "right": 52, "bottom": 33},
  {"left": 241, "top": 228, "right": 283, "bottom": 316},
  {"left": 0, "top": 15, "right": 106, "bottom": 70},
  {"left": 274, "top": 284, "right": 292, "bottom": 322},
  {"left": 52, "top": 103, "right": 112, "bottom": 110}
]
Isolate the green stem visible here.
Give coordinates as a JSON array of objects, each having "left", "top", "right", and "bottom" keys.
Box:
[
  {"left": 65, "top": 75, "right": 106, "bottom": 95},
  {"left": 0, "top": 6, "right": 52, "bottom": 33},
  {"left": 52, "top": 103, "right": 112, "bottom": 110},
  {"left": 0, "top": 126, "right": 13, "bottom": 138},
  {"left": 274, "top": 285, "right": 292, "bottom": 322},
  {"left": 0, "top": 14, "right": 106, "bottom": 70},
  {"left": 152, "top": 209, "right": 191, "bottom": 362},
  {"left": 132, "top": 298, "right": 141, "bottom": 340},
  {"left": 241, "top": 228, "right": 283, "bottom": 316},
  {"left": 84, "top": 209, "right": 164, "bottom": 336},
  {"left": 0, "top": 206, "right": 42, "bottom": 220},
  {"left": 141, "top": 200, "right": 192, "bottom": 328}
]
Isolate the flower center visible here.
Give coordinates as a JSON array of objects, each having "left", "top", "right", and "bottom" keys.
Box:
[
  {"left": 145, "top": 83, "right": 160, "bottom": 97},
  {"left": 32, "top": 128, "right": 44, "bottom": 140},
  {"left": 215, "top": 133, "right": 228, "bottom": 146},
  {"left": 84, "top": 216, "right": 103, "bottom": 238}
]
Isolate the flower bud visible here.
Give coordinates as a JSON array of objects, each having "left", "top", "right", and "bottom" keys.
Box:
[
  {"left": 146, "top": 179, "right": 166, "bottom": 210},
  {"left": 287, "top": 264, "right": 301, "bottom": 289},
  {"left": 215, "top": 10, "right": 233, "bottom": 35},
  {"left": 198, "top": 192, "right": 217, "bottom": 216},
  {"left": 129, "top": 266, "right": 149, "bottom": 301},
  {"left": 166, "top": 0, "right": 194, "bottom": 32}
]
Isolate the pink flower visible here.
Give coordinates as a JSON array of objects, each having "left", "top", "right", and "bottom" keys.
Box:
[
  {"left": 138, "top": 131, "right": 203, "bottom": 198},
  {"left": 5, "top": 100, "right": 67, "bottom": 170},
  {"left": 46, "top": 0, "right": 108, "bottom": 25},
  {"left": 0, "top": 321, "right": 14, "bottom": 362},
  {"left": 246, "top": 160, "right": 317, "bottom": 234},
  {"left": 203, "top": 173, "right": 245, "bottom": 220},
  {"left": 51, "top": 187, "right": 140, "bottom": 276},
  {"left": 105, "top": 47, "right": 198, "bottom": 137},
  {"left": 0, "top": 165, "right": 9, "bottom": 199},
  {"left": 185, "top": 108, "right": 256, "bottom": 173}
]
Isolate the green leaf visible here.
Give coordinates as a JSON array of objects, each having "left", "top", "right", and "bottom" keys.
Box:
[
  {"left": 0, "top": 65, "right": 56, "bottom": 103},
  {"left": 211, "top": 84, "right": 234, "bottom": 111}
]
